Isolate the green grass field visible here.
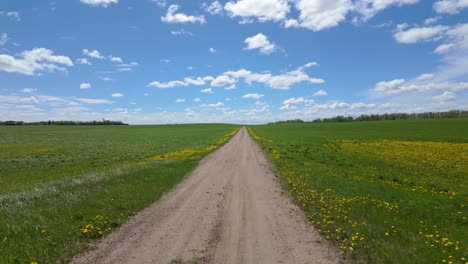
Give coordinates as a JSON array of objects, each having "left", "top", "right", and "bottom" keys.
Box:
[
  {"left": 0, "top": 124, "right": 239, "bottom": 263},
  {"left": 249, "top": 119, "right": 468, "bottom": 264}
]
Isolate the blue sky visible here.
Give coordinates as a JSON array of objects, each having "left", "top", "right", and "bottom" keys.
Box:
[{"left": 0, "top": 0, "right": 467, "bottom": 124}]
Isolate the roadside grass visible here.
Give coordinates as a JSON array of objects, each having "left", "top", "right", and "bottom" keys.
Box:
[
  {"left": 0, "top": 124, "right": 239, "bottom": 263},
  {"left": 249, "top": 119, "right": 468, "bottom": 264}
]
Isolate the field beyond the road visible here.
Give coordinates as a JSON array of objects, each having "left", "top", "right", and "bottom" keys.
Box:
[
  {"left": 249, "top": 119, "right": 468, "bottom": 264},
  {"left": 0, "top": 124, "right": 239, "bottom": 263}
]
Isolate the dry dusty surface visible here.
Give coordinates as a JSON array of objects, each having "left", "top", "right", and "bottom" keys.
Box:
[{"left": 72, "top": 128, "right": 341, "bottom": 264}]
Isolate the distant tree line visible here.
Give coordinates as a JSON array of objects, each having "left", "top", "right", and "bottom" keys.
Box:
[
  {"left": 0, "top": 119, "right": 128, "bottom": 126},
  {"left": 311, "top": 110, "right": 468, "bottom": 123},
  {"left": 274, "top": 119, "right": 305, "bottom": 124}
]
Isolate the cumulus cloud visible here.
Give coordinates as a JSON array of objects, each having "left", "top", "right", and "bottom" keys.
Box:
[
  {"left": 434, "top": 43, "right": 456, "bottom": 54},
  {"left": 372, "top": 78, "right": 468, "bottom": 96},
  {"left": 285, "top": 0, "right": 351, "bottom": 31},
  {"left": 175, "top": 98, "right": 186, "bottom": 103},
  {"left": 211, "top": 75, "right": 237, "bottom": 87},
  {"left": 223, "top": 0, "right": 418, "bottom": 31},
  {"left": 80, "top": 0, "right": 118, "bottom": 7},
  {"left": 313, "top": 89, "right": 328, "bottom": 96},
  {"left": 0, "top": 48, "right": 73, "bottom": 76},
  {"left": 161, "top": 5, "right": 206, "bottom": 24},
  {"left": 203, "top": 1, "right": 223, "bottom": 14},
  {"left": 393, "top": 23, "right": 468, "bottom": 81},
  {"left": 194, "top": 98, "right": 201, "bottom": 102},
  {"left": 201, "top": 101, "right": 224, "bottom": 107},
  {"left": 353, "top": 0, "right": 419, "bottom": 22},
  {"left": 432, "top": 91, "right": 457, "bottom": 101},
  {"left": 393, "top": 24, "right": 449, "bottom": 44},
  {"left": 280, "top": 97, "right": 314, "bottom": 110},
  {"left": 80, "top": 83, "right": 92, "bottom": 89},
  {"left": 82, "top": 49, "right": 105, "bottom": 59},
  {"left": 209, "top": 47, "right": 217, "bottom": 53},
  {"left": 201, "top": 88, "right": 214, "bottom": 94},
  {"left": 224, "top": 0, "right": 290, "bottom": 22},
  {"left": 244, "top": 33, "right": 277, "bottom": 54},
  {"left": 433, "top": 0, "right": 468, "bottom": 14},
  {"left": 148, "top": 61, "right": 323, "bottom": 90},
  {"left": 76, "top": 58, "right": 92, "bottom": 65},
  {"left": 109, "top": 56, "right": 123, "bottom": 63},
  {"left": 242, "top": 93, "right": 264, "bottom": 99}
]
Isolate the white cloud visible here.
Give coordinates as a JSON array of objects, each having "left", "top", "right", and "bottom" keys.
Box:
[
  {"left": 184, "top": 77, "right": 206, "bottom": 85},
  {"left": 424, "top": 17, "right": 441, "bottom": 25},
  {"left": 171, "top": 29, "right": 193, "bottom": 36},
  {"left": 201, "top": 101, "right": 224, "bottom": 107},
  {"left": 109, "top": 56, "right": 123, "bottom": 63},
  {"left": 372, "top": 78, "right": 468, "bottom": 96},
  {"left": 80, "top": 83, "right": 92, "bottom": 89},
  {"left": 393, "top": 24, "right": 449, "bottom": 44},
  {"left": 111, "top": 93, "right": 124, "bottom": 98},
  {"left": 21, "top": 88, "right": 37, "bottom": 93},
  {"left": 0, "top": 33, "right": 9, "bottom": 45},
  {"left": 393, "top": 23, "right": 468, "bottom": 81},
  {"left": 0, "top": 11, "right": 21, "bottom": 21},
  {"left": 415, "top": 73, "right": 434, "bottom": 81},
  {"left": 225, "top": 84, "right": 236, "bottom": 90},
  {"left": 284, "top": 0, "right": 418, "bottom": 31},
  {"left": 194, "top": 98, "right": 201, "bottom": 102},
  {"left": 313, "top": 89, "right": 328, "bottom": 96},
  {"left": 224, "top": 0, "right": 290, "bottom": 22},
  {"left": 434, "top": 43, "right": 456, "bottom": 54},
  {"left": 151, "top": 0, "right": 167, "bottom": 8},
  {"left": 211, "top": 75, "right": 236, "bottom": 87},
  {"left": 175, "top": 98, "right": 186, "bottom": 103},
  {"left": 201, "top": 88, "right": 214, "bottom": 94},
  {"left": 280, "top": 97, "right": 314, "bottom": 110},
  {"left": 209, "top": 47, "right": 217, "bottom": 53},
  {"left": 433, "top": 0, "right": 468, "bottom": 14},
  {"left": 203, "top": 1, "right": 223, "bottom": 14},
  {"left": 0, "top": 48, "right": 73, "bottom": 76},
  {"left": 149, "top": 61, "right": 323, "bottom": 91},
  {"left": 353, "top": 0, "right": 419, "bottom": 22},
  {"left": 433, "top": 91, "right": 457, "bottom": 101},
  {"left": 242, "top": 93, "right": 264, "bottom": 99},
  {"left": 148, "top": 80, "right": 188, "bottom": 88},
  {"left": 222, "top": 0, "right": 417, "bottom": 31},
  {"left": 76, "top": 98, "right": 114, "bottom": 104},
  {"left": 82, "top": 49, "right": 105, "bottom": 59},
  {"left": 76, "top": 58, "right": 92, "bottom": 65},
  {"left": 285, "top": 0, "right": 351, "bottom": 31},
  {"left": 244, "top": 33, "right": 277, "bottom": 54},
  {"left": 161, "top": 5, "right": 206, "bottom": 24},
  {"left": 224, "top": 65, "right": 324, "bottom": 90},
  {"left": 80, "top": 0, "right": 118, "bottom": 7}
]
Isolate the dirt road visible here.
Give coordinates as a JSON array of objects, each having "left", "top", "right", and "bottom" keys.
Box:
[{"left": 72, "top": 128, "right": 339, "bottom": 264}]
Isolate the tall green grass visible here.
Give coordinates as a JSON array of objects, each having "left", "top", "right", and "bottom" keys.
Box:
[
  {"left": 250, "top": 119, "right": 468, "bottom": 264},
  {"left": 0, "top": 124, "right": 239, "bottom": 263}
]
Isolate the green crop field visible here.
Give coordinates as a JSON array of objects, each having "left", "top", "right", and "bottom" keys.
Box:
[
  {"left": 0, "top": 124, "right": 239, "bottom": 264},
  {"left": 249, "top": 119, "right": 468, "bottom": 264}
]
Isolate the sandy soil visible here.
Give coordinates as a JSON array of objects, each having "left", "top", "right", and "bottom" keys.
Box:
[{"left": 71, "top": 128, "right": 340, "bottom": 264}]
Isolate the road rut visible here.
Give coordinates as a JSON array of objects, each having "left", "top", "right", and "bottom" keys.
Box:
[{"left": 72, "top": 127, "right": 339, "bottom": 264}]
